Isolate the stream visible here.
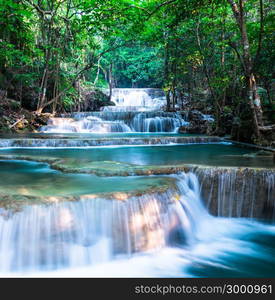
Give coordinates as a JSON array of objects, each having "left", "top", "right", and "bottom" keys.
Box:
[{"left": 0, "top": 88, "right": 274, "bottom": 277}]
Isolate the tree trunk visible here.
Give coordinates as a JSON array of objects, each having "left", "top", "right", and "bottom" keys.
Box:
[
  {"left": 36, "top": 67, "right": 49, "bottom": 113},
  {"left": 166, "top": 89, "right": 171, "bottom": 112},
  {"left": 93, "top": 57, "right": 102, "bottom": 86},
  {"left": 108, "top": 64, "right": 113, "bottom": 101},
  {"left": 52, "top": 59, "right": 60, "bottom": 114},
  {"left": 164, "top": 35, "right": 171, "bottom": 111},
  {"left": 227, "top": 0, "right": 263, "bottom": 139}
]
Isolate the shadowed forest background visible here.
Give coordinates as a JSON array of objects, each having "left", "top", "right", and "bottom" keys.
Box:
[{"left": 0, "top": 0, "right": 274, "bottom": 145}]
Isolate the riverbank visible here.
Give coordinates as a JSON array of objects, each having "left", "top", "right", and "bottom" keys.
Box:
[{"left": 0, "top": 97, "right": 51, "bottom": 133}]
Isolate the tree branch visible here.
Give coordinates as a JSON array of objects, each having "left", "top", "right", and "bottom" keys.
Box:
[
  {"left": 146, "top": 0, "right": 178, "bottom": 20},
  {"left": 23, "top": 0, "right": 52, "bottom": 16},
  {"left": 39, "top": 40, "right": 130, "bottom": 111},
  {"left": 228, "top": 41, "right": 246, "bottom": 71},
  {"left": 227, "top": 0, "right": 240, "bottom": 19}
]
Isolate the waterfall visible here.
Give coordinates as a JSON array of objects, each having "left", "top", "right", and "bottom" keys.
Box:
[
  {"left": 40, "top": 88, "right": 189, "bottom": 133},
  {"left": 0, "top": 171, "right": 274, "bottom": 277},
  {"left": 0, "top": 173, "right": 207, "bottom": 273},
  {"left": 110, "top": 88, "right": 166, "bottom": 110},
  {"left": 40, "top": 117, "right": 132, "bottom": 133},
  {"left": 131, "top": 112, "right": 187, "bottom": 132},
  {"left": 195, "top": 167, "right": 275, "bottom": 220}
]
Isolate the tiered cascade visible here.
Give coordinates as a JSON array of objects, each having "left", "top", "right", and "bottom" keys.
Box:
[{"left": 41, "top": 89, "right": 189, "bottom": 133}]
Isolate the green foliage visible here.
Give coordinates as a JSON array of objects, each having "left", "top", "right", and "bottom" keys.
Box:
[
  {"left": 103, "top": 43, "right": 164, "bottom": 87},
  {"left": 0, "top": 0, "right": 273, "bottom": 125}
]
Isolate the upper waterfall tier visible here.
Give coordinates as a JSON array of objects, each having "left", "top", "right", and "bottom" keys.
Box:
[
  {"left": 40, "top": 88, "right": 189, "bottom": 133},
  {"left": 109, "top": 88, "right": 166, "bottom": 110}
]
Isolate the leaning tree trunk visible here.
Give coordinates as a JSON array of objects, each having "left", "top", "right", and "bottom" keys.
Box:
[
  {"left": 247, "top": 73, "right": 263, "bottom": 135},
  {"left": 37, "top": 65, "right": 49, "bottom": 113},
  {"left": 227, "top": 0, "right": 263, "bottom": 139}
]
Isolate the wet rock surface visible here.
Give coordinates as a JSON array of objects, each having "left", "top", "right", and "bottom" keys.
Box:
[{"left": 179, "top": 110, "right": 214, "bottom": 134}]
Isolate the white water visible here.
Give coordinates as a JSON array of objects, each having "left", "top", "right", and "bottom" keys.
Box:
[
  {"left": 30, "top": 219, "right": 275, "bottom": 278},
  {"left": 1, "top": 173, "right": 274, "bottom": 277},
  {"left": 41, "top": 88, "right": 189, "bottom": 133},
  {"left": 110, "top": 88, "right": 165, "bottom": 110},
  {"left": 202, "top": 114, "right": 214, "bottom": 122},
  {"left": 0, "top": 173, "right": 206, "bottom": 273}
]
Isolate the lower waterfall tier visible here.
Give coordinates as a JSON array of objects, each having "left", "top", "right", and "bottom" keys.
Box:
[
  {"left": 0, "top": 155, "right": 274, "bottom": 220},
  {"left": 0, "top": 173, "right": 203, "bottom": 272},
  {"left": 0, "top": 172, "right": 274, "bottom": 277}
]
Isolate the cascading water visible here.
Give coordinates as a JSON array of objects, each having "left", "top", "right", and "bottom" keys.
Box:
[
  {"left": 40, "top": 88, "right": 189, "bottom": 133},
  {"left": 195, "top": 167, "right": 275, "bottom": 220},
  {"left": 0, "top": 173, "right": 206, "bottom": 273},
  {"left": 131, "top": 113, "right": 186, "bottom": 132},
  {"left": 110, "top": 88, "right": 165, "bottom": 110},
  {"left": 1, "top": 172, "right": 274, "bottom": 277}
]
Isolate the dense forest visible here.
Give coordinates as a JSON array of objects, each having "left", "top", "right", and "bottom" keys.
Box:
[{"left": 0, "top": 0, "right": 274, "bottom": 145}]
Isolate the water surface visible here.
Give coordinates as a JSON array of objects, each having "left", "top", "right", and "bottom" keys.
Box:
[
  {"left": 1, "top": 144, "right": 273, "bottom": 168},
  {"left": 0, "top": 160, "right": 170, "bottom": 196}
]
